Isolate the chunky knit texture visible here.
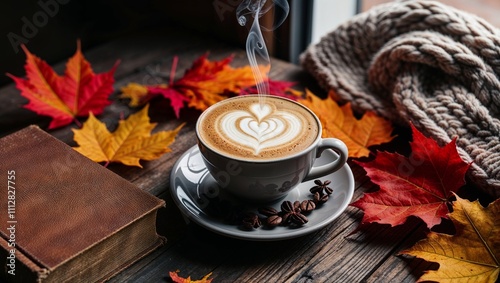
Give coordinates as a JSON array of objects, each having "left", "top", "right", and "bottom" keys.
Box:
[{"left": 300, "top": 0, "right": 500, "bottom": 198}]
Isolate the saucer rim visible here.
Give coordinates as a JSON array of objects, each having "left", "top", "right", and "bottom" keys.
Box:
[{"left": 169, "top": 145, "right": 355, "bottom": 241}]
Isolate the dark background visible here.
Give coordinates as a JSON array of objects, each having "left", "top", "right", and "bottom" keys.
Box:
[{"left": 1, "top": 0, "right": 291, "bottom": 86}]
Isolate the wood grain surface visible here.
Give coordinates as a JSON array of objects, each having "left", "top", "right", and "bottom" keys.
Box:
[{"left": 1, "top": 25, "right": 485, "bottom": 283}]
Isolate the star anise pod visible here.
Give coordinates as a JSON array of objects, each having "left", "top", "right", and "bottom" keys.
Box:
[
  {"left": 310, "top": 179, "right": 333, "bottom": 195},
  {"left": 313, "top": 192, "right": 329, "bottom": 204},
  {"left": 280, "top": 200, "right": 308, "bottom": 225},
  {"left": 289, "top": 211, "right": 308, "bottom": 225},
  {"left": 300, "top": 200, "right": 316, "bottom": 212},
  {"left": 241, "top": 212, "right": 262, "bottom": 230},
  {"left": 266, "top": 214, "right": 283, "bottom": 226},
  {"left": 258, "top": 206, "right": 279, "bottom": 217},
  {"left": 258, "top": 206, "right": 283, "bottom": 227}
]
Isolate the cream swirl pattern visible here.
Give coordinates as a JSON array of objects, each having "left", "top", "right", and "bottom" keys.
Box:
[{"left": 218, "top": 102, "right": 303, "bottom": 155}]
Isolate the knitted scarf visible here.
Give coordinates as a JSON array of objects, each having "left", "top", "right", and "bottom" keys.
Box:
[{"left": 300, "top": 0, "right": 500, "bottom": 198}]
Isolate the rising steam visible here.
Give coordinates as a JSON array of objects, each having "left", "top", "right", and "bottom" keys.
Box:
[{"left": 236, "top": 0, "right": 289, "bottom": 97}]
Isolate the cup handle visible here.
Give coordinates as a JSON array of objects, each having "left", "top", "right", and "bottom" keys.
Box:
[{"left": 303, "top": 138, "right": 348, "bottom": 182}]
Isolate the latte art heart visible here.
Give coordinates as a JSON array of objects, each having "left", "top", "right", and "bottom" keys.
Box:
[
  {"left": 198, "top": 95, "right": 319, "bottom": 160},
  {"left": 219, "top": 102, "right": 303, "bottom": 154}
]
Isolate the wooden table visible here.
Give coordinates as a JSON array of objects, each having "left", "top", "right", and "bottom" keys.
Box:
[{"left": 1, "top": 25, "right": 470, "bottom": 283}]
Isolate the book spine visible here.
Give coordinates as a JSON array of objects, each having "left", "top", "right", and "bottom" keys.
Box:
[{"left": 0, "top": 236, "right": 48, "bottom": 283}]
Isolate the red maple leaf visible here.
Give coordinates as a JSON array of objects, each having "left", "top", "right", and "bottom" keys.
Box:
[
  {"left": 152, "top": 54, "right": 257, "bottom": 115},
  {"left": 7, "top": 43, "right": 118, "bottom": 129},
  {"left": 120, "top": 54, "right": 259, "bottom": 116},
  {"left": 146, "top": 84, "right": 190, "bottom": 118},
  {"left": 169, "top": 270, "right": 214, "bottom": 283},
  {"left": 351, "top": 124, "right": 471, "bottom": 229},
  {"left": 239, "top": 79, "right": 303, "bottom": 101}
]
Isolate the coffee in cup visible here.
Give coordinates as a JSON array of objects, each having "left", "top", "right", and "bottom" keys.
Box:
[{"left": 197, "top": 95, "right": 318, "bottom": 160}]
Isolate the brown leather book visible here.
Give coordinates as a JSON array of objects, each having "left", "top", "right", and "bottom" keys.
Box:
[{"left": 0, "top": 125, "right": 166, "bottom": 282}]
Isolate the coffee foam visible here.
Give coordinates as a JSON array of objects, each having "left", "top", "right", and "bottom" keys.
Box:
[{"left": 198, "top": 96, "right": 319, "bottom": 160}]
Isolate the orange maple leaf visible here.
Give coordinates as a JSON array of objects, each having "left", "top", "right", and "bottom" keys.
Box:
[
  {"left": 401, "top": 195, "right": 499, "bottom": 282},
  {"left": 120, "top": 54, "right": 266, "bottom": 116},
  {"left": 169, "top": 270, "right": 214, "bottom": 283},
  {"left": 72, "top": 104, "right": 183, "bottom": 167},
  {"left": 7, "top": 42, "right": 118, "bottom": 129},
  {"left": 298, "top": 90, "right": 395, "bottom": 158},
  {"left": 184, "top": 54, "right": 259, "bottom": 111}
]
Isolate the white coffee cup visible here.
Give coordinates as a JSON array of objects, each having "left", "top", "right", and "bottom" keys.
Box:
[{"left": 196, "top": 95, "right": 348, "bottom": 203}]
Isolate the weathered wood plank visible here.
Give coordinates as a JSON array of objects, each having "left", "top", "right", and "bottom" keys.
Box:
[
  {"left": 108, "top": 163, "right": 370, "bottom": 282},
  {"left": 0, "top": 25, "right": 465, "bottom": 283},
  {"left": 364, "top": 231, "right": 437, "bottom": 283},
  {"left": 215, "top": 175, "right": 424, "bottom": 283},
  {"left": 108, "top": 163, "right": 429, "bottom": 283}
]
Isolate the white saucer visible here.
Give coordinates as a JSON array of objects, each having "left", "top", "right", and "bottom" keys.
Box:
[{"left": 169, "top": 145, "right": 355, "bottom": 241}]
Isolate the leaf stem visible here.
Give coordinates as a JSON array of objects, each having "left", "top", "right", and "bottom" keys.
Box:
[
  {"left": 74, "top": 118, "right": 82, "bottom": 128},
  {"left": 169, "top": 56, "right": 179, "bottom": 86},
  {"left": 463, "top": 204, "right": 500, "bottom": 266},
  {"left": 103, "top": 161, "right": 110, "bottom": 168}
]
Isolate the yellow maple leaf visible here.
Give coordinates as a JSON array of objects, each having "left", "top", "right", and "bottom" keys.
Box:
[
  {"left": 120, "top": 82, "right": 151, "bottom": 107},
  {"left": 169, "top": 271, "right": 213, "bottom": 283},
  {"left": 298, "top": 90, "right": 395, "bottom": 158},
  {"left": 73, "top": 104, "right": 184, "bottom": 167},
  {"left": 402, "top": 195, "right": 499, "bottom": 283}
]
